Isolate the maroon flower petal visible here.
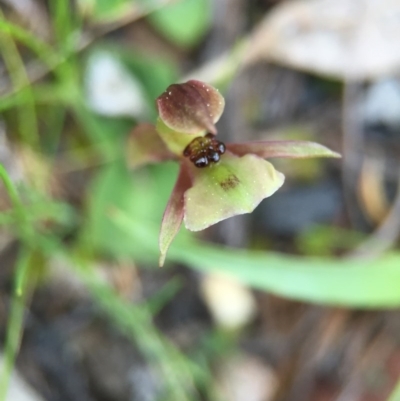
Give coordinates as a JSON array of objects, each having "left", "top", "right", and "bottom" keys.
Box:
[
  {"left": 127, "top": 123, "right": 175, "bottom": 168},
  {"left": 227, "top": 141, "right": 341, "bottom": 159},
  {"left": 159, "top": 165, "right": 192, "bottom": 267},
  {"left": 156, "top": 80, "right": 225, "bottom": 135}
]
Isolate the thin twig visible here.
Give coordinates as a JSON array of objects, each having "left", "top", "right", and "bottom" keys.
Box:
[
  {"left": 347, "top": 169, "right": 400, "bottom": 259},
  {"left": 341, "top": 81, "right": 365, "bottom": 228}
]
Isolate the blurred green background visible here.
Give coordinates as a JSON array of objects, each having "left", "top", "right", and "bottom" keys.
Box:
[{"left": 1, "top": 0, "right": 400, "bottom": 400}]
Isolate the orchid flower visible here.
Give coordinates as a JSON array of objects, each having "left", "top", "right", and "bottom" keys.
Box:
[{"left": 127, "top": 80, "right": 340, "bottom": 266}]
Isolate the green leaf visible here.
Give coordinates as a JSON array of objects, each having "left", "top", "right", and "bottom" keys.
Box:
[
  {"left": 83, "top": 161, "right": 138, "bottom": 256},
  {"left": 84, "top": 160, "right": 180, "bottom": 258},
  {"left": 112, "top": 211, "right": 400, "bottom": 308},
  {"left": 72, "top": 104, "right": 130, "bottom": 159},
  {"left": 172, "top": 243, "right": 400, "bottom": 309},
  {"left": 148, "top": 0, "right": 212, "bottom": 48},
  {"left": 122, "top": 53, "right": 178, "bottom": 109}
]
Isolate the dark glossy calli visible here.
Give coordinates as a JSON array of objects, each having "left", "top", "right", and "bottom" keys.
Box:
[
  {"left": 183, "top": 133, "right": 226, "bottom": 168},
  {"left": 127, "top": 80, "right": 341, "bottom": 266}
]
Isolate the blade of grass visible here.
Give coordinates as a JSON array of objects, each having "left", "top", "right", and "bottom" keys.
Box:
[
  {"left": 0, "top": 17, "right": 55, "bottom": 65},
  {"left": 0, "top": 247, "right": 32, "bottom": 401},
  {"left": 0, "top": 91, "right": 25, "bottom": 112},
  {"left": 0, "top": 163, "right": 34, "bottom": 240},
  {"left": 0, "top": 0, "right": 174, "bottom": 105},
  {"left": 0, "top": 17, "right": 68, "bottom": 89},
  {"left": 49, "top": 0, "right": 75, "bottom": 51},
  {"left": 0, "top": 166, "right": 56, "bottom": 401},
  {"left": 0, "top": 164, "right": 24, "bottom": 219},
  {"left": 0, "top": 11, "right": 39, "bottom": 148}
]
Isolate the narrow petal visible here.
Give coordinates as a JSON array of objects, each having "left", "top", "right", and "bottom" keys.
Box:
[
  {"left": 184, "top": 153, "right": 285, "bottom": 231},
  {"left": 156, "top": 80, "right": 225, "bottom": 135},
  {"left": 227, "top": 141, "right": 341, "bottom": 159},
  {"left": 127, "top": 123, "right": 175, "bottom": 168},
  {"left": 159, "top": 165, "right": 192, "bottom": 267}
]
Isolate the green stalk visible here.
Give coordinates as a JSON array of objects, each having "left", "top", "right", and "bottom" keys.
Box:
[
  {"left": 0, "top": 10, "right": 39, "bottom": 148},
  {"left": 0, "top": 165, "right": 35, "bottom": 401},
  {"left": 0, "top": 248, "right": 32, "bottom": 401}
]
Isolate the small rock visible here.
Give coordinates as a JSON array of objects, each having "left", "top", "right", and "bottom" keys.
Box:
[
  {"left": 218, "top": 354, "right": 277, "bottom": 401},
  {"left": 200, "top": 272, "right": 257, "bottom": 330}
]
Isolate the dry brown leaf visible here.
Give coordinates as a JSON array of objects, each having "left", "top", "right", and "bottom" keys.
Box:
[{"left": 245, "top": 0, "right": 400, "bottom": 80}]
